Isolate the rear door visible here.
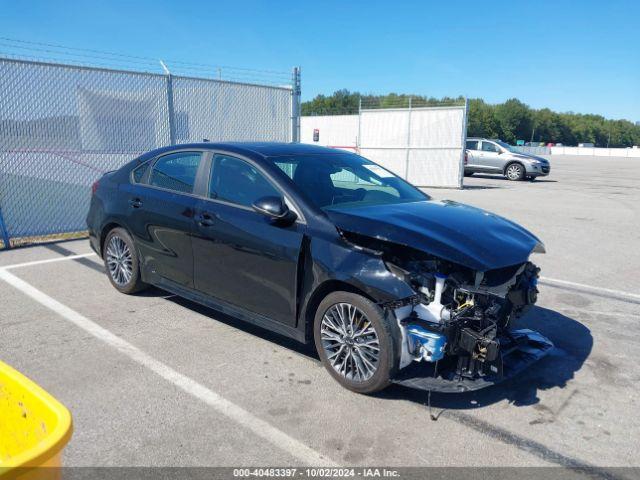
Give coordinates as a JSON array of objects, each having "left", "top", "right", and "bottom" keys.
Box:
[
  {"left": 122, "top": 150, "right": 206, "bottom": 288},
  {"left": 192, "top": 153, "right": 305, "bottom": 327},
  {"left": 465, "top": 139, "right": 481, "bottom": 170}
]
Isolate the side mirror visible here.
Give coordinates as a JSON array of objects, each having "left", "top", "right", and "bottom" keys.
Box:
[{"left": 252, "top": 196, "right": 296, "bottom": 222}]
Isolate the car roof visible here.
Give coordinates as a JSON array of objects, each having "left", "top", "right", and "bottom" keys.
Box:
[{"left": 140, "top": 142, "right": 346, "bottom": 160}]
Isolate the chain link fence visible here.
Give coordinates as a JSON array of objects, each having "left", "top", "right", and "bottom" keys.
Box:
[{"left": 0, "top": 57, "right": 298, "bottom": 249}]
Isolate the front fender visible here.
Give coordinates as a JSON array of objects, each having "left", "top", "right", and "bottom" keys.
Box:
[{"left": 319, "top": 236, "right": 414, "bottom": 301}]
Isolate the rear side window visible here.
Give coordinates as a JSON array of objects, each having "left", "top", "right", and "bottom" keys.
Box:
[
  {"left": 209, "top": 154, "right": 280, "bottom": 207},
  {"left": 131, "top": 162, "right": 149, "bottom": 183},
  {"left": 149, "top": 152, "right": 202, "bottom": 194},
  {"left": 466, "top": 140, "right": 479, "bottom": 150}
]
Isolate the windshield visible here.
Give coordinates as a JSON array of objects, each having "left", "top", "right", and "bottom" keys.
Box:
[
  {"left": 494, "top": 140, "right": 517, "bottom": 152},
  {"left": 269, "top": 153, "right": 429, "bottom": 210}
]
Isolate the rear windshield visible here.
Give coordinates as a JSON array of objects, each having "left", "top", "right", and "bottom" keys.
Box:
[{"left": 267, "top": 153, "right": 428, "bottom": 210}]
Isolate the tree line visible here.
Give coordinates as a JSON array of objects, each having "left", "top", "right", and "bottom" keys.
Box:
[{"left": 301, "top": 90, "right": 640, "bottom": 148}]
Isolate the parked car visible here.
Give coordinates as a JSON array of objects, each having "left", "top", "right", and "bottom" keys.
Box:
[
  {"left": 464, "top": 138, "right": 551, "bottom": 181},
  {"left": 87, "top": 142, "right": 552, "bottom": 394}
]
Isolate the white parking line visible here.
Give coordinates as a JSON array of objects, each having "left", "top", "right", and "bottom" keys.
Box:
[
  {"left": 3, "top": 253, "right": 97, "bottom": 270},
  {"left": 0, "top": 268, "right": 336, "bottom": 467},
  {"left": 540, "top": 276, "right": 640, "bottom": 302}
]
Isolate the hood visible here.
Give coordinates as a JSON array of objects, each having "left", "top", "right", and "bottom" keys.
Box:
[
  {"left": 511, "top": 152, "right": 548, "bottom": 163},
  {"left": 326, "top": 200, "right": 542, "bottom": 271}
]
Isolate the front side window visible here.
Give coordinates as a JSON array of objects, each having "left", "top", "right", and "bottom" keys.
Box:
[
  {"left": 149, "top": 152, "right": 202, "bottom": 194},
  {"left": 209, "top": 154, "right": 280, "bottom": 207},
  {"left": 481, "top": 142, "right": 500, "bottom": 153},
  {"left": 271, "top": 153, "right": 428, "bottom": 210},
  {"left": 466, "top": 140, "right": 479, "bottom": 150}
]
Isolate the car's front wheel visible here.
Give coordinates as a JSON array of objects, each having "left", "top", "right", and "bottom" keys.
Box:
[
  {"left": 314, "top": 291, "right": 398, "bottom": 394},
  {"left": 103, "top": 227, "right": 147, "bottom": 294},
  {"left": 505, "top": 163, "right": 525, "bottom": 181}
]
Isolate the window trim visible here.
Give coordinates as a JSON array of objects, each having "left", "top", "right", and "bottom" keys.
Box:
[
  {"left": 128, "top": 148, "right": 305, "bottom": 223},
  {"left": 131, "top": 149, "right": 210, "bottom": 199},
  {"left": 203, "top": 150, "right": 305, "bottom": 224}
]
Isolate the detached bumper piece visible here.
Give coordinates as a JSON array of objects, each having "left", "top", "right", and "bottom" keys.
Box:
[{"left": 392, "top": 329, "right": 553, "bottom": 393}]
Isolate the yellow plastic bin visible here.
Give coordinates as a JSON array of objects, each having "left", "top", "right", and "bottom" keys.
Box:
[{"left": 0, "top": 361, "right": 72, "bottom": 480}]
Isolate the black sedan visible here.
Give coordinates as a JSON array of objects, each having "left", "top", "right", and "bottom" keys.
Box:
[{"left": 87, "top": 142, "right": 552, "bottom": 394}]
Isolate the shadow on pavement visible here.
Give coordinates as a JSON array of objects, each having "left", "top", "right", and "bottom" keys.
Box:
[
  {"left": 155, "top": 291, "right": 319, "bottom": 360},
  {"left": 379, "top": 306, "right": 592, "bottom": 410},
  {"left": 461, "top": 185, "right": 502, "bottom": 190},
  {"left": 139, "top": 288, "right": 591, "bottom": 410},
  {"left": 468, "top": 173, "right": 558, "bottom": 183}
]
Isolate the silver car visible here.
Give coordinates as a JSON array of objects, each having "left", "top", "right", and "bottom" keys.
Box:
[{"left": 464, "top": 138, "right": 551, "bottom": 181}]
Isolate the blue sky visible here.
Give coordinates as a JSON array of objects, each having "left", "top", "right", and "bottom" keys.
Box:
[{"left": 1, "top": 0, "right": 638, "bottom": 121}]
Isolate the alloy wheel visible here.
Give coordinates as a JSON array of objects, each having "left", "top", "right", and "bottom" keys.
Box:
[
  {"left": 105, "top": 235, "right": 133, "bottom": 286},
  {"left": 320, "top": 303, "right": 380, "bottom": 381},
  {"left": 507, "top": 164, "right": 523, "bottom": 180}
]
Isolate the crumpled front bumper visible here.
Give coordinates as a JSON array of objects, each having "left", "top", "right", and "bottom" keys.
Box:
[{"left": 392, "top": 329, "right": 554, "bottom": 393}]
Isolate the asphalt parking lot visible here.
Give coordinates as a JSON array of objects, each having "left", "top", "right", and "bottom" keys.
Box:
[{"left": 1, "top": 154, "right": 639, "bottom": 471}]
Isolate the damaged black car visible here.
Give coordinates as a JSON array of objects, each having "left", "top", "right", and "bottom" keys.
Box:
[{"left": 87, "top": 142, "right": 552, "bottom": 394}]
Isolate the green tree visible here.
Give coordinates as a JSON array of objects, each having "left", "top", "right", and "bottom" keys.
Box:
[
  {"left": 494, "top": 99, "right": 533, "bottom": 144},
  {"left": 301, "top": 91, "right": 640, "bottom": 147}
]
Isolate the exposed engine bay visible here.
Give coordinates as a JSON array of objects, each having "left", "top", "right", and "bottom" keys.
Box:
[{"left": 340, "top": 230, "right": 553, "bottom": 392}]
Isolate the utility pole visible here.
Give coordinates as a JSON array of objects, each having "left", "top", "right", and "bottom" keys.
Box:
[{"left": 291, "top": 67, "right": 301, "bottom": 143}]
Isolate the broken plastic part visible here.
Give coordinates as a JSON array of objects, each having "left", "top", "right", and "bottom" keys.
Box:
[{"left": 406, "top": 325, "right": 446, "bottom": 362}]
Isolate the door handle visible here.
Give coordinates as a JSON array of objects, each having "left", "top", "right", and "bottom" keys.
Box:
[
  {"left": 197, "top": 212, "right": 215, "bottom": 227},
  {"left": 129, "top": 198, "right": 143, "bottom": 208}
]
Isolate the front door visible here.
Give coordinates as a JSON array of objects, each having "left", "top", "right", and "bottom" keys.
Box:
[
  {"left": 478, "top": 141, "right": 503, "bottom": 171},
  {"left": 192, "top": 153, "right": 305, "bottom": 327}
]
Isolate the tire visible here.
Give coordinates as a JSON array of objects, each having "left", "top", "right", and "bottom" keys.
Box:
[
  {"left": 505, "top": 163, "right": 525, "bottom": 181},
  {"left": 314, "top": 291, "right": 398, "bottom": 394},
  {"left": 103, "top": 227, "right": 147, "bottom": 294}
]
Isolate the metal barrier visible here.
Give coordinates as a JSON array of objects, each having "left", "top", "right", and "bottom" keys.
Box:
[
  {"left": 513, "top": 146, "right": 551, "bottom": 155},
  {"left": 0, "top": 57, "right": 299, "bottom": 249},
  {"left": 301, "top": 98, "right": 468, "bottom": 188}
]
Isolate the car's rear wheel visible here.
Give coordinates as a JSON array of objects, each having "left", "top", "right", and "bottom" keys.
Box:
[
  {"left": 314, "top": 291, "right": 398, "bottom": 394},
  {"left": 505, "top": 163, "right": 525, "bottom": 181},
  {"left": 103, "top": 227, "right": 147, "bottom": 294}
]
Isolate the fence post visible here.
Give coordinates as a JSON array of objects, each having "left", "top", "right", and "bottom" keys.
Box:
[
  {"left": 166, "top": 73, "right": 176, "bottom": 145},
  {"left": 0, "top": 204, "right": 10, "bottom": 249},
  {"left": 458, "top": 97, "right": 469, "bottom": 189},
  {"left": 291, "top": 67, "right": 301, "bottom": 143},
  {"left": 404, "top": 96, "right": 412, "bottom": 180},
  {"left": 160, "top": 60, "right": 176, "bottom": 145}
]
